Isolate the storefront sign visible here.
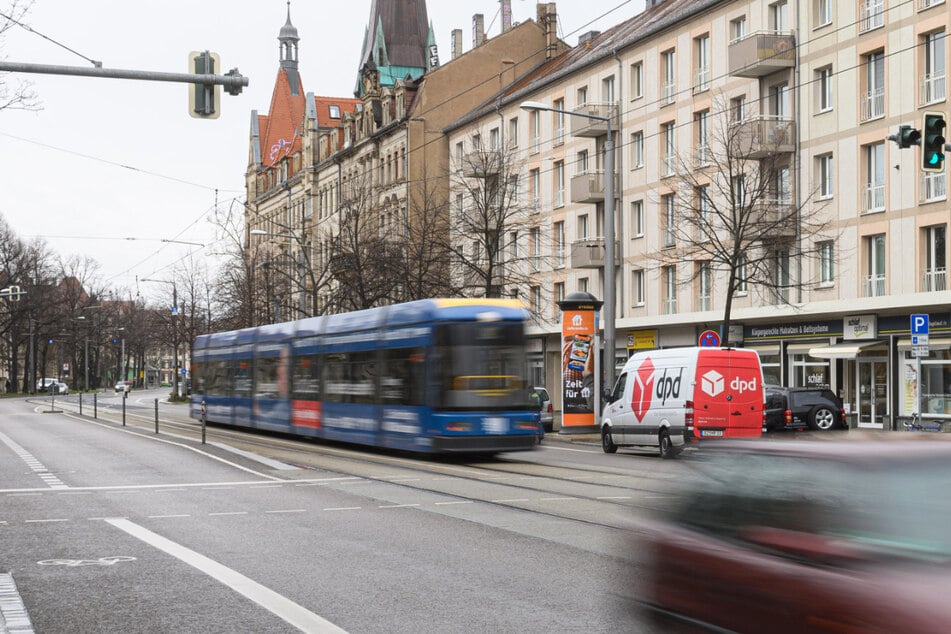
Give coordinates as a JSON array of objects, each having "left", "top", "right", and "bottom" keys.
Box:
[
  {"left": 844, "top": 314, "right": 877, "bottom": 340},
  {"left": 746, "top": 320, "right": 841, "bottom": 340},
  {"left": 626, "top": 330, "right": 657, "bottom": 350}
]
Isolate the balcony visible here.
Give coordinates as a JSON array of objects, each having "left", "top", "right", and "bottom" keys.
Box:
[
  {"left": 570, "top": 238, "right": 619, "bottom": 269},
  {"left": 462, "top": 150, "right": 502, "bottom": 178},
  {"left": 922, "top": 268, "right": 947, "bottom": 292},
  {"left": 863, "top": 184, "right": 885, "bottom": 213},
  {"left": 859, "top": 0, "right": 884, "bottom": 33},
  {"left": 860, "top": 88, "right": 885, "bottom": 121},
  {"left": 733, "top": 116, "right": 796, "bottom": 158},
  {"left": 760, "top": 200, "right": 797, "bottom": 237},
  {"left": 863, "top": 274, "right": 886, "bottom": 297},
  {"left": 570, "top": 102, "right": 619, "bottom": 137},
  {"left": 921, "top": 171, "right": 947, "bottom": 203},
  {"left": 728, "top": 31, "right": 796, "bottom": 78},
  {"left": 570, "top": 170, "right": 616, "bottom": 204}
]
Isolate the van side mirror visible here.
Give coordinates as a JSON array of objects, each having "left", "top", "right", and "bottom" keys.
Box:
[{"left": 603, "top": 388, "right": 613, "bottom": 404}]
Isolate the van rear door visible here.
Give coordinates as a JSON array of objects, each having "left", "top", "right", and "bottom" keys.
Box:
[{"left": 693, "top": 349, "right": 763, "bottom": 439}]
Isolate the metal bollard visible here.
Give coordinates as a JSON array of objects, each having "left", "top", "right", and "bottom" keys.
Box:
[
  {"left": 201, "top": 399, "right": 207, "bottom": 444},
  {"left": 94, "top": 392, "right": 97, "bottom": 419},
  {"left": 79, "top": 392, "right": 83, "bottom": 416},
  {"left": 154, "top": 398, "right": 159, "bottom": 434},
  {"left": 122, "top": 391, "right": 126, "bottom": 426}
]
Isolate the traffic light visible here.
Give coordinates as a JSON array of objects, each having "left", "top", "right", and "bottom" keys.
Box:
[
  {"left": 921, "top": 111, "right": 946, "bottom": 172},
  {"left": 894, "top": 125, "right": 921, "bottom": 149},
  {"left": 188, "top": 50, "right": 221, "bottom": 119}
]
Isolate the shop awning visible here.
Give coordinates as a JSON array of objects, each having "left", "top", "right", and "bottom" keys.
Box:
[
  {"left": 808, "top": 341, "right": 886, "bottom": 359},
  {"left": 897, "top": 338, "right": 951, "bottom": 351},
  {"left": 746, "top": 344, "right": 780, "bottom": 356},
  {"left": 786, "top": 343, "right": 818, "bottom": 353}
]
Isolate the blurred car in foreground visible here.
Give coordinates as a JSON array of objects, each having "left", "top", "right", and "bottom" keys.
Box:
[
  {"left": 765, "top": 386, "right": 846, "bottom": 431},
  {"left": 637, "top": 437, "right": 951, "bottom": 633}
]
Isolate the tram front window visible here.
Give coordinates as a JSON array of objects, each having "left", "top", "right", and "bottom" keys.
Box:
[{"left": 433, "top": 323, "right": 528, "bottom": 410}]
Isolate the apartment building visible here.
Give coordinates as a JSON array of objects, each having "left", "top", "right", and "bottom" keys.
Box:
[{"left": 446, "top": 0, "right": 951, "bottom": 429}]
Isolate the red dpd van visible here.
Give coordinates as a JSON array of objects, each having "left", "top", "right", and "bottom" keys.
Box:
[{"left": 601, "top": 347, "right": 764, "bottom": 458}]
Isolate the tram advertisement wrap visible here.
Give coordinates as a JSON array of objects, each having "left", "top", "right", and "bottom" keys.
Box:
[{"left": 562, "top": 309, "right": 596, "bottom": 428}]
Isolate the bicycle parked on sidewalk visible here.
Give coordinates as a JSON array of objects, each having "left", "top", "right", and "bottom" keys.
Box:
[{"left": 902, "top": 412, "right": 943, "bottom": 432}]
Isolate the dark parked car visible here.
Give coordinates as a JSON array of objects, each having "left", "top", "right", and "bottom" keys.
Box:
[
  {"left": 765, "top": 386, "right": 845, "bottom": 431},
  {"left": 635, "top": 438, "right": 951, "bottom": 633}
]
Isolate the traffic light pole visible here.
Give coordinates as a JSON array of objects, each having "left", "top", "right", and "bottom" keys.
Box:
[{"left": 0, "top": 60, "right": 247, "bottom": 93}]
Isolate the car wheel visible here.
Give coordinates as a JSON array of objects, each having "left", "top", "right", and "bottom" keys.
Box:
[
  {"left": 658, "top": 428, "right": 675, "bottom": 459},
  {"left": 808, "top": 406, "right": 837, "bottom": 431},
  {"left": 602, "top": 427, "right": 618, "bottom": 454}
]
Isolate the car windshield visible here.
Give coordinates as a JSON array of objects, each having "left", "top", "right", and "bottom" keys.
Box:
[{"left": 683, "top": 452, "right": 951, "bottom": 560}]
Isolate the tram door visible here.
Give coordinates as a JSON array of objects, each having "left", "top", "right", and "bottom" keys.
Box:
[{"left": 857, "top": 358, "right": 888, "bottom": 428}]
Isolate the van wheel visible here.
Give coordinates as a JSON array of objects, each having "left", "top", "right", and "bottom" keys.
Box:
[
  {"left": 808, "top": 406, "right": 837, "bottom": 431},
  {"left": 602, "top": 427, "right": 618, "bottom": 454},
  {"left": 658, "top": 428, "right": 675, "bottom": 459}
]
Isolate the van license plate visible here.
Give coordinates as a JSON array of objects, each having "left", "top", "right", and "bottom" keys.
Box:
[{"left": 701, "top": 430, "right": 723, "bottom": 437}]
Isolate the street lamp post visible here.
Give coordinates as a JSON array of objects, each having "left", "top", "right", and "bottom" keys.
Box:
[
  {"left": 249, "top": 229, "right": 310, "bottom": 319},
  {"left": 520, "top": 100, "right": 617, "bottom": 391}
]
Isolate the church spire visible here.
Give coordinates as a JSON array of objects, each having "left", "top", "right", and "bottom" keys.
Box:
[
  {"left": 278, "top": 1, "right": 300, "bottom": 95},
  {"left": 356, "top": 0, "right": 434, "bottom": 97}
]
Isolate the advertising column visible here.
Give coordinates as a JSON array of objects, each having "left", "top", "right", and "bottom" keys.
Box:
[{"left": 557, "top": 292, "right": 602, "bottom": 434}]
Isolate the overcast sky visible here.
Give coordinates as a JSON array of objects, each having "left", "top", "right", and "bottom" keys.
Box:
[{"left": 0, "top": 0, "right": 644, "bottom": 302}]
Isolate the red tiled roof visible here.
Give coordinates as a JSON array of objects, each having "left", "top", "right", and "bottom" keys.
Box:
[
  {"left": 260, "top": 68, "right": 307, "bottom": 167},
  {"left": 312, "top": 95, "right": 362, "bottom": 129}
]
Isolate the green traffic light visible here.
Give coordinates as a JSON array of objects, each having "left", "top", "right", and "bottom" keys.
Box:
[{"left": 921, "top": 111, "right": 946, "bottom": 173}]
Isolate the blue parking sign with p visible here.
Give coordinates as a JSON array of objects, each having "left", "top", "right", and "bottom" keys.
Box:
[{"left": 911, "top": 314, "right": 929, "bottom": 335}]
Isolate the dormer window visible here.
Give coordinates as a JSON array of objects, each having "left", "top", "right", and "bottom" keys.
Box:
[{"left": 329, "top": 105, "right": 341, "bottom": 119}]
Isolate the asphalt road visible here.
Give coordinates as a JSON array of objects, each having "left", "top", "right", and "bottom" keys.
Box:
[{"left": 1, "top": 392, "right": 687, "bottom": 633}]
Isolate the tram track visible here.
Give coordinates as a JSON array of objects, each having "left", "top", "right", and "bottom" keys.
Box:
[{"left": 37, "top": 395, "right": 682, "bottom": 533}]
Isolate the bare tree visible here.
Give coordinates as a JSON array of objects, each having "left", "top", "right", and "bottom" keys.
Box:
[
  {"left": 445, "top": 135, "right": 557, "bottom": 321},
  {"left": 658, "top": 99, "right": 832, "bottom": 345},
  {"left": 0, "top": 1, "right": 40, "bottom": 112},
  {"left": 211, "top": 200, "right": 265, "bottom": 329}
]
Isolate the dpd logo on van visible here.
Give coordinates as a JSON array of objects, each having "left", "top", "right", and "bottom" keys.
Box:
[{"left": 631, "top": 357, "right": 655, "bottom": 422}]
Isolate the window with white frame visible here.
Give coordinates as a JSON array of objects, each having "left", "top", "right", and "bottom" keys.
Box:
[
  {"left": 730, "top": 16, "right": 747, "bottom": 42},
  {"left": 602, "top": 76, "right": 615, "bottom": 103},
  {"left": 817, "top": 153, "right": 834, "bottom": 199},
  {"left": 815, "top": 0, "right": 832, "bottom": 27},
  {"left": 530, "top": 169, "right": 540, "bottom": 213},
  {"left": 864, "top": 234, "right": 886, "bottom": 297},
  {"left": 662, "top": 194, "right": 676, "bottom": 248},
  {"left": 576, "top": 150, "right": 589, "bottom": 176},
  {"left": 530, "top": 227, "right": 541, "bottom": 270},
  {"left": 921, "top": 31, "right": 946, "bottom": 105},
  {"left": 816, "top": 66, "right": 833, "bottom": 112},
  {"left": 695, "top": 110, "right": 710, "bottom": 166},
  {"left": 772, "top": 247, "right": 791, "bottom": 303},
  {"left": 662, "top": 121, "right": 676, "bottom": 176},
  {"left": 818, "top": 240, "right": 835, "bottom": 285},
  {"left": 661, "top": 49, "right": 676, "bottom": 105},
  {"left": 578, "top": 277, "right": 588, "bottom": 293},
  {"left": 530, "top": 285, "right": 541, "bottom": 313},
  {"left": 860, "top": 0, "right": 884, "bottom": 33},
  {"left": 731, "top": 95, "right": 747, "bottom": 123},
  {"left": 737, "top": 255, "right": 748, "bottom": 294},
  {"left": 864, "top": 142, "right": 886, "bottom": 212},
  {"left": 576, "top": 86, "right": 588, "bottom": 107},
  {"left": 489, "top": 127, "right": 500, "bottom": 150},
  {"left": 553, "top": 98, "right": 565, "bottom": 146},
  {"left": 862, "top": 51, "right": 885, "bottom": 121},
  {"left": 923, "top": 225, "right": 946, "bottom": 291},
  {"left": 631, "top": 62, "right": 643, "bottom": 100},
  {"left": 697, "top": 260, "right": 713, "bottom": 311},
  {"left": 697, "top": 185, "right": 711, "bottom": 232},
  {"left": 554, "top": 221, "right": 565, "bottom": 267},
  {"left": 508, "top": 117, "right": 518, "bottom": 148},
  {"left": 455, "top": 141, "right": 464, "bottom": 164},
  {"left": 663, "top": 265, "right": 677, "bottom": 314},
  {"left": 529, "top": 110, "right": 540, "bottom": 154},
  {"left": 694, "top": 34, "right": 711, "bottom": 93},
  {"left": 553, "top": 282, "right": 565, "bottom": 318},
  {"left": 769, "top": 0, "right": 789, "bottom": 31},
  {"left": 554, "top": 161, "right": 565, "bottom": 207},
  {"left": 632, "top": 200, "right": 644, "bottom": 237},
  {"left": 921, "top": 164, "right": 947, "bottom": 203},
  {"left": 633, "top": 269, "right": 645, "bottom": 306},
  {"left": 577, "top": 213, "right": 589, "bottom": 240},
  {"left": 631, "top": 131, "right": 644, "bottom": 168}
]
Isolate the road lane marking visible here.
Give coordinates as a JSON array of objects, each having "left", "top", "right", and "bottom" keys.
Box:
[
  {"left": 378, "top": 504, "right": 420, "bottom": 509},
  {"left": 147, "top": 515, "right": 191, "bottom": 519},
  {"left": 24, "top": 519, "right": 69, "bottom": 523},
  {"left": 105, "top": 518, "right": 347, "bottom": 633},
  {"left": 434, "top": 501, "right": 473, "bottom": 506},
  {"left": 491, "top": 499, "right": 529, "bottom": 503},
  {"left": 596, "top": 496, "right": 632, "bottom": 500},
  {"left": 208, "top": 512, "right": 248, "bottom": 516},
  {"left": 0, "top": 476, "right": 359, "bottom": 495},
  {"left": 323, "top": 507, "right": 361, "bottom": 511},
  {"left": 541, "top": 497, "right": 578, "bottom": 502},
  {"left": 0, "top": 431, "right": 69, "bottom": 489},
  {"left": 264, "top": 509, "right": 306, "bottom": 514}
]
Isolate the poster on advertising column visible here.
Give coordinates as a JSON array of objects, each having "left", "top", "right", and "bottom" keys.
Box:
[{"left": 559, "top": 295, "right": 601, "bottom": 432}]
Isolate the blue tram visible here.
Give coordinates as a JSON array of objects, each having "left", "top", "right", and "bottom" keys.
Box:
[{"left": 190, "top": 299, "right": 540, "bottom": 453}]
